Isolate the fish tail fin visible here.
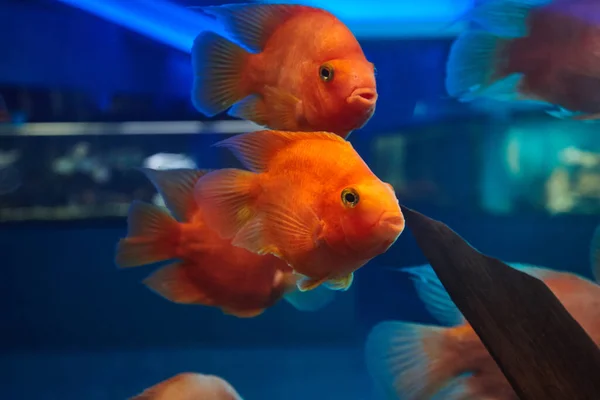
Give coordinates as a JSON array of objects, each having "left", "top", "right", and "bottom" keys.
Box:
[
  {"left": 591, "top": 225, "right": 600, "bottom": 283},
  {"left": 115, "top": 201, "right": 180, "bottom": 268},
  {"left": 191, "top": 31, "right": 252, "bottom": 117},
  {"left": 193, "top": 168, "right": 260, "bottom": 239},
  {"left": 365, "top": 321, "right": 455, "bottom": 399},
  {"left": 283, "top": 284, "right": 336, "bottom": 312},
  {"left": 143, "top": 262, "right": 215, "bottom": 305},
  {"left": 446, "top": 29, "right": 513, "bottom": 101}
]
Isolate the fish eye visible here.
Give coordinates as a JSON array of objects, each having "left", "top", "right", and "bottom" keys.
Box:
[
  {"left": 319, "top": 64, "right": 334, "bottom": 82},
  {"left": 341, "top": 187, "right": 359, "bottom": 208}
]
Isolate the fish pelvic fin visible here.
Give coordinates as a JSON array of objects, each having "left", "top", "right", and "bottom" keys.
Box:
[
  {"left": 191, "top": 31, "right": 251, "bottom": 117},
  {"left": 139, "top": 168, "right": 209, "bottom": 222},
  {"left": 115, "top": 201, "right": 180, "bottom": 268},
  {"left": 445, "top": 29, "right": 513, "bottom": 102},
  {"left": 365, "top": 321, "right": 452, "bottom": 400},
  {"left": 193, "top": 168, "right": 260, "bottom": 239},
  {"left": 323, "top": 273, "right": 354, "bottom": 291},
  {"left": 143, "top": 262, "right": 215, "bottom": 306}
]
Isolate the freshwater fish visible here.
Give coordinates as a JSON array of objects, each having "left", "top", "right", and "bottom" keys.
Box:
[
  {"left": 191, "top": 3, "right": 377, "bottom": 138},
  {"left": 115, "top": 168, "right": 334, "bottom": 318},
  {"left": 365, "top": 258, "right": 600, "bottom": 399},
  {"left": 194, "top": 130, "right": 404, "bottom": 292},
  {"left": 446, "top": 0, "right": 600, "bottom": 120},
  {"left": 130, "top": 372, "right": 242, "bottom": 400}
]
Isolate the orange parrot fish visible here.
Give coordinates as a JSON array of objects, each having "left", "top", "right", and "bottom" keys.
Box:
[
  {"left": 114, "top": 168, "right": 335, "bottom": 318},
  {"left": 191, "top": 3, "right": 377, "bottom": 138},
  {"left": 446, "top": 0, "right": 600, "bottom": 120},
  {"left": 365, "top": 229, "right": 600, "bottom": 400},
  {"left": 130, "top": 372, "right": 242, "bottom": 400},
  {"left": 193, "top": 130, "right": 405, "bottom": 292}
]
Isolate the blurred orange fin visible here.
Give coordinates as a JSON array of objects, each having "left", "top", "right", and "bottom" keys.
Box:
[
  {"left": 592, "top": 225, "right": 600, "bottom": 283},
  {"left": 129, "top": 373, "right": 204, "bottom": 400},
  {"left": 324, "top": 273, "right": 354, "bottom": 291},
  {"left": 115, "top": 201, "right": 179, "bottom": 268},
  {"left": 229, "top": 95, "right": 269, "bottom": 126},
  {"left": 191, "top": 31, "right": 250, "bottom": 117},
  {"left": 365, "top": 321, "right": 452, "bottom": 399},
  {"left": 143, "top": 262, "right": 215, "bottom": 305},
  {"left": 198, "top": 4, "right": 311, "bottom": 52},
  {"left": 193, "top": 168, "right": 259, "bottom": 239},
  {"left": 223, "top": 307, "right": 265, "bottom": 318},
  {"left": 214, "top": 129, "right": 346, "bottom": 172},
  {"left": 140, "top": 168, "right": 208, "bottom": 221}
]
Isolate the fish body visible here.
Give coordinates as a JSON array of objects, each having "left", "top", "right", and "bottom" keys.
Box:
[
  {"left": 115, "top": 168, "right": 334, "bottom": 317},
  {"left": 194, "top": 130, "right": 404, "bottom": 292},
  {"left": 446, "top": 0, "right": 600, "bottom": 120},
  {"left": 192, "top": 3, "right": 377, "bottom": 138},
  {"left": 130, "top": 373, "right": 242, "bottom": 400},
  {"left": 366, "top": 261, "right": 600, "bottom": 400}
]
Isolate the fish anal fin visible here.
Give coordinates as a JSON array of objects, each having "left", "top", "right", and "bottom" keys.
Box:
[
  {"left": 143, "top": 262, "right": 214, "bottom": 305},
  {"left": 223, "top": 307, "right": 265, "bottom": 318}
]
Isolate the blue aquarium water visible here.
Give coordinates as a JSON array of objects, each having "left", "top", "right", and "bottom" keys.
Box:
[{"left": 1, "top": 1, "right": 599, "bottom": 399}]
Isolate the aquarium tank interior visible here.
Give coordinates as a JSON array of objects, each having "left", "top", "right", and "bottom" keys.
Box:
[{"left": 2, "top": 0, "right": 599, "bottom": 399}]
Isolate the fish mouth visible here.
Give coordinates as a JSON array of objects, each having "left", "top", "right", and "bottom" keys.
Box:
[
  {"left": 347, "top": 88, "right": 378, "bottom": 106},
  {"left": 378, "top": 212, "right": 405, "bottom": 236}
]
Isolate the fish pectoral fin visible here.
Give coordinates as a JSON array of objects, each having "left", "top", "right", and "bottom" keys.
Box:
[
  {"left": 232, "top": 216, "right": 282, "bottom": 257},
  {"left": 139, "top": 168, "right": 209, "bottom": 221},
  {"left": 143, "top": 262, "right": 215, "bottom": 305},
  {"left": 262, "top": 85, "right": 304, "bottom": 130},
  {"left": 229, "top": 95, "right": 269, "bottom": 127},
  {"left": 324, "top": 273, "right": 354, "bottom": 291},
  {"left": 198, "top": 4, "right": 310, "bottom": 52},
  {"left": 222, "top": 307, "right": 265, "bottom": 318},
  {"left": 193, "top": 168, "right": 259, "bottom": 239},
  {"left": 191, "top": 31, "right": 250, "bottom": 117},
  {"left": 365, "top": 321, "right": 448, "bottom": 400}
]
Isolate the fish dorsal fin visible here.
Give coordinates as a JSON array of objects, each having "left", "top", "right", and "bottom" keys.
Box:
[
  {"left": 198, "top": 4, "right": 314, "bottom": 53},
  {"left": 591, "top": 226, "right": 600, "bottom": 283},
  {"left": 139, "top": 168, "right": 209, "bottom": 222},
  {"left": 507, "top": 262, "right": 560, "bottom": 281},
  {"left": 403, "top": 265, "right": 465, "bottom": 327},
  {"left": 214, "top": 130, "right": 348, "bottom": 172}
]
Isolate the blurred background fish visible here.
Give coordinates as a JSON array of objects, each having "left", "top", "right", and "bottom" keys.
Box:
[
  {"left": 115, "top": 168, "right": 335, "bottom": 318},
  {"left": 130, "top": 372, "right": 243, "bottom": 400},
  {"left": 446, "top": 0, "right": 600, "bottom": 121},
  {"left": 194, "top": 130, "right": 404, "bottom": 292},
  {"left": 365, "top": 226, "right": 600, "bottom": 400},
  {"left": 191, "top": 3, "right": 377, "bottom": 138}
]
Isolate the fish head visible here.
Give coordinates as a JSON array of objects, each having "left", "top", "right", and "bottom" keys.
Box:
[
  {"left": 335, "top": 179, "right": 404, "bottom": 256},
  {"left": 308, "top": 58, "right": 377, "bottom": 131}
]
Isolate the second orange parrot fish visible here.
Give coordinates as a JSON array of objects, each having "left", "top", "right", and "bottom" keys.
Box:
[
  {"left": 191, "top": 3, "right": 377, "bottom": 138},
  {"left": 365, "top": 244, "right": 600, "bottom": 400},
  {"left": 194, "top": 130, "right": 405, "bottom": 292},
  {"left": 115, "top": 168, "right": 335, "bottom": 318}
]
